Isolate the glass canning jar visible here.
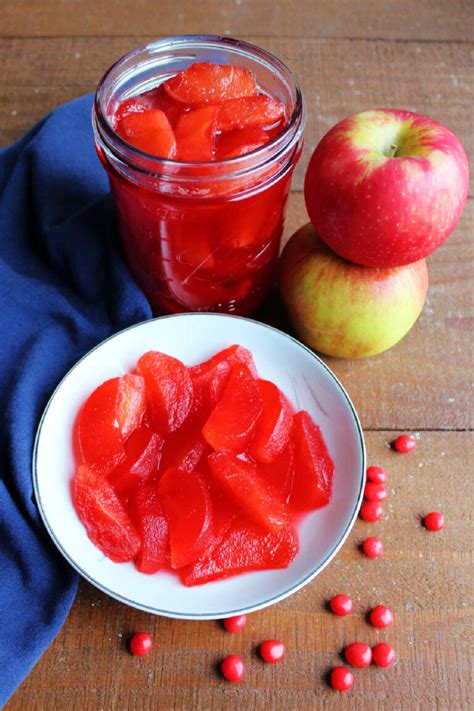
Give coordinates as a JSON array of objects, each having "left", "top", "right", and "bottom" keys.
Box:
[{"left": 93, "top": 35, "right": 305, "bottom": 314}]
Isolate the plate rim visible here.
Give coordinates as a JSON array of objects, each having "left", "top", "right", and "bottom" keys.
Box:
[{"left": 32, "top": 312, "right": 366, "bottom": 619}]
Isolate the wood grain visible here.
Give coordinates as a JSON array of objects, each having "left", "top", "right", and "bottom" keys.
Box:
[
  {"left": 1, "top": 36, "right": 472, "bottom": 194},
  {"left": 1, "top": 0, "right": 471, "bottom": 41},
  {"left": 5, "top": 432, "right": 472, "bottom": 711},
  {"left": 2, "top": 1, "right": 472, "bottom": 708}
]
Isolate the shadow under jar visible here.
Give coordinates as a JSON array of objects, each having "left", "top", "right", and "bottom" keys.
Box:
[{"left": 93, "top": 36, "right": 306, "bottom": 315}]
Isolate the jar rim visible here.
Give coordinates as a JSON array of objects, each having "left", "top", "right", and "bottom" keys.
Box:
[{"left": 93, "top": 34, "right": 305, "bottom": 178}]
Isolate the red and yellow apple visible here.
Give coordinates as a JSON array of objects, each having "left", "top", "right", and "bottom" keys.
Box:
[
  {"left": 304, "top": 109, "right": 469, "bottom": 267},
  {"left": 279, "top": 223, "right": 429, "bottom": 358}
]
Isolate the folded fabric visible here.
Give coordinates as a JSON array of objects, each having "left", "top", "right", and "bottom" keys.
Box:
[{"left": 0, "top": 93, "right": 152, "bottom": 706}]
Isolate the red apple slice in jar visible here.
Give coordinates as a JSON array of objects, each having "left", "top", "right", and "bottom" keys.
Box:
[
  {"left": 115, "top": 109, "right": 176, "bottom": 159},
  {"left": 164, "top": 62, "right": 257, "bottom": 104},
  {"left": 175, "top": 105, "right": 217, "bottom": 161},
  {"left": 215, "top": 95, "right": 285, "bottom": 132},
  {"left": 215, "top": 126, "right": 270, "bottom": 160},
  {"left": 249, "top": 380, "right": 294, "bottom": 463}
]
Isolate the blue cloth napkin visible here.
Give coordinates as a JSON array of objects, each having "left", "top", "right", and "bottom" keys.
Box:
[{"left": 0, "top": 93, "right": 152, "bottom": 706}]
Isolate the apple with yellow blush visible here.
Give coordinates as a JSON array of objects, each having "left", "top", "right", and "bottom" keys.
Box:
[{"left": 279, "top": 223, "right": 429, "bottom": 358}]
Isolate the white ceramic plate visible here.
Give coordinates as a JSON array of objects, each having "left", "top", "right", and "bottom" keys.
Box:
[{"left": 33, "top": 313, "right": 365, "bottom": 619}]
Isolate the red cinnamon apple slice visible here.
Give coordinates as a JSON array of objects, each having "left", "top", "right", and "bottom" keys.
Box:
[
  {"left": 115, "top": 109, "right": 176, "bottom": 158},
  {"left": 258, "top": 441, "right": 295, "bottom": 505},
  {"left": 164, "top": 62, "right": 257, "bottom": 104},
  {"left": 216, "top": 126, "right": 270, "bottom": 159},
  {"left": 202, "top": 363, "right": 263, "bottom": 453},
  {"left": 159, "top": 415, "right": 210, "bottom": 474},
  {"left": 249, "top": 380, "right": 293, "bottom": 463},
  {"left": 191, "top": 344, "right": 258, "bottom": 416},
  {"left": 116, "top": 374, "right": 147, "bottom": 441},
  {"left": 208, "top": 451, "right": 288, "bottom": 532},
  {"left": 78, "top": 378, "right": 123, "bottom": 475},
  {"left": 289, "top": 410, "right": 334, "bottom": 512},
  {"left": 157, "top": 468, "right": 214, "bottom": 568},
  {"left": 108, "top": 427, "right": 163, "bottom": 496},
  {"left": 137, "top": 351, "right": 194, "bottom": 435},
  {"left": 73, "top": 465, "right": 141, "bottom": 563},
  {"left": 175, "top": 105, "right": 217, "bottom": 161},
  {"left": 180, "top": 521, "right": 298, "bottom": 586},
  {"left": 129, "top": 478, "right": 170, "bottom": 574},
  {"left": 215, "top": 95, "right": 285, "bottom": 132}
]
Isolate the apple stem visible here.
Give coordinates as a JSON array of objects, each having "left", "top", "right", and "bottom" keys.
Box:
[{"left": 389, "top": 143, "right": 398, "bottom": 157}]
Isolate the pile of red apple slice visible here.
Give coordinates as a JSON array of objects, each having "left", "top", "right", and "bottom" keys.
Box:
[
  {"left": 114, "top": 62, "right": 286, "bottom": 161},
  {"left": 73, "top": 345, "right": 334, "bottom": 586}
]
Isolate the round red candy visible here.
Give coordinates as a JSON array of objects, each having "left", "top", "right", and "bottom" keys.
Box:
[
  {"left": 224, "top": 614, "right": 247, "bottom": 633},
  {"left": 331, "top": 666, "right": 353, "bottom": 691},
  {"left": 260, "top": 639, "right": 285, "bottom": 663},
  {"left": 364, "top": 482, "right": 388, "bottom": 502},
  {"left": 360, "top": 501, "right": 383, "bottom": 522},
  {"left": 393, "top": 434, "right": 416, "bottom": 453},
  {"left": 129, "top": 632, "right": 153, "bottom": 656},
  {"left": 362, "top": 536, "right": 384, "bottom": 558},
  {"left": 367, "top": 465, "right": 387, "bottom": 484},
  {"left": 424, "top": 511, "right": 445, "bottom": 531},
  {"left": 344, "top": 642, "right": 372, "bottom": 668},
  {"left": 221, "top": 654, "right": 245, "bottom": 682},
  {"left": 330, "top": 594, "right": 352, "bottom": 616},
  {"left": 370, "top": 604, "right": 394, "bottom": 628},
  {"left": 373, "top": 642, "right": 396, "bottom": 668}
]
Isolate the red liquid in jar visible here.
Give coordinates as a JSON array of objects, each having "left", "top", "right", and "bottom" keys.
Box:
[{"left": 99, "top": 64, "right": 297, "bottom": 315}]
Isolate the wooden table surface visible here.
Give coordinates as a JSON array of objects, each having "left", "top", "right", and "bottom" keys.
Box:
[{"left": 2, "top": 2, "right": 472, "bottom": 709}]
